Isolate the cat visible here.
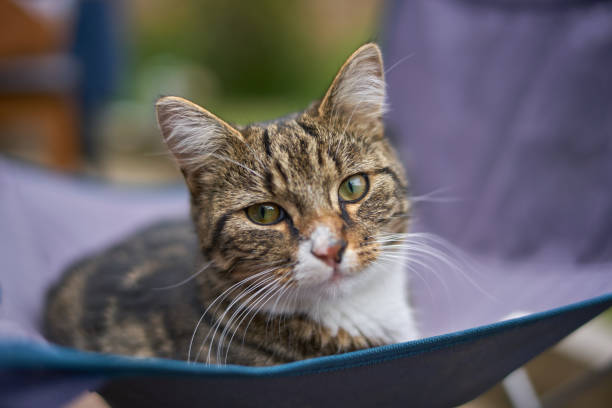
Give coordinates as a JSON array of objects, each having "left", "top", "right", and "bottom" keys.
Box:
[{"left": 44, "top": 43, "right": 419, "bottom": 366}]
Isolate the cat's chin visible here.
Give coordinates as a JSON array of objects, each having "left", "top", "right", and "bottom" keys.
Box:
[
  {"left": 294, "top": 262, "right": 372, "bottom": 298},
  {"left": 293, "top": 257, "right": 417, "bottom": 344},
  {"left": 262, "top": 255, "right": 399, "bottom": 316},
  {"left": 322, "top": 263, "right": 381, "bottom": 296}
]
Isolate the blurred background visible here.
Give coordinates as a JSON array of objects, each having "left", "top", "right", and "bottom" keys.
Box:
[
  {"left": 0, "top": 0, "right": 383, "bottom": 183},
  {"left": 1, "top": 1, "right": 610, "bottom": 407}
]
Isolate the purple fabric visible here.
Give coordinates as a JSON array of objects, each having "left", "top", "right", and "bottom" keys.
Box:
[
  {"left": 0, "top": 159, "right": 188, "bottom": 342},
  {"left": 384, "top": 0, "right": 612, "bottom": 335}
]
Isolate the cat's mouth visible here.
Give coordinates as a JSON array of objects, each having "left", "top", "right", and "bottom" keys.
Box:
[
  {"left": 329, "top": 267, "right": 344, "bottom": 284},
  {"left": 323, "top": 258, "right": 367, "bottom": 288},
  {"left": 314, "top": 252, "right": 353, "bottom": 285}
]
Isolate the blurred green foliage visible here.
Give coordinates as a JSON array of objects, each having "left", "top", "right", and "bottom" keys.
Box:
[{"left": 128, "top": 0, "right": 382, "bottom": 123}]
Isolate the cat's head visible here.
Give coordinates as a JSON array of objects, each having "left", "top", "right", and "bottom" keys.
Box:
[{"left": 156, "top": 44, "right": 410, "bottom": 306}]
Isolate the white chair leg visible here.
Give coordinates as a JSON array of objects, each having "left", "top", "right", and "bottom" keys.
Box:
[{"left": 502, "top": 367, "right": 542, "bottom": 408}]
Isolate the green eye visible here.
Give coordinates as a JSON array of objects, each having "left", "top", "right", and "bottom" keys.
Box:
[
  {"left": 246, "top": 203, "right": 283, "bottom": 225},
  {"left": 338, "top": 174, "right": 368, "bottom": 202}
]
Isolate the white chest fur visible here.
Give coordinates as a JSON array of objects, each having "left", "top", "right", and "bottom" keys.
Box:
[{"left": 306, "top": 261, "right": 419, "bottom": 344}]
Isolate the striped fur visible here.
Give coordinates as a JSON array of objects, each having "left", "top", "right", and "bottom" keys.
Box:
[{"left": 45, "top": 44, "right": 418, "bottom": 366}]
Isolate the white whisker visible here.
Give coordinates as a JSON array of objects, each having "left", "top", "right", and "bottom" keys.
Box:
[
  {"left": 187, "top": 268, "right": 275, "bottom": 362},
  {"left": 206, "top": 153, "right": 264, "bottom": 179},
  {"left": 410, "top": 186, "right": 461, "bottom": 204},
  {"left": 216, "top": 277, "right": 280, "bottom": 363},
  {"left": 374, "top": 231, "right": 498, "bottom": 302},
  {"left": 224, "top": 282, "right": 287, "bottom": 364},
  {"left": 384, "top": 53, "right": 415, "bottom": 75},
  {"left": 265, "top": 280, "right": 294, "bottom": 332},
  {"left": 201, "top": 273, "right": 277, "bottom": 364},
  {"left": 152, "top": 261, "right": 213, "bottom": 290}
]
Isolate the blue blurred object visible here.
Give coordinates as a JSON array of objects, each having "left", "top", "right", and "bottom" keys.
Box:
[{"left": 71, "top": 0, "right": 122, "bottom": 159}]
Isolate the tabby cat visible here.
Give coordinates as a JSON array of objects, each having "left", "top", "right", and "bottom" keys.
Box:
[{"left": 44, "top": 43, "right": 419, "bottom": 366}]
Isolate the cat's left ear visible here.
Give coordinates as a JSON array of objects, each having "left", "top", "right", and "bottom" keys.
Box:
[
  {"left": 318, "top": 43, "right": 386, "bottom": 122},
  {"left": 155, "top": 96, "right": 242, "bottom": 171}
]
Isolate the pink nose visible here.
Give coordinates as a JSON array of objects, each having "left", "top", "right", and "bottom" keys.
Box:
[{"left": 311, "top": 240, "right": 347, "bottom": 267}]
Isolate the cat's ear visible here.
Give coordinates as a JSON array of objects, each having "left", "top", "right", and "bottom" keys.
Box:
[
  {"left": 155, "top": 96, "right": 240, "bottom": 170},
  {"left": 318, "top": 43, "right": 386, "bottom": 122}
]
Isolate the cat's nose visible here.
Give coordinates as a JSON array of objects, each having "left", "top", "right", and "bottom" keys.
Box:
[{"left": 311, "top": 239, "right": 347, "bottom": 267}]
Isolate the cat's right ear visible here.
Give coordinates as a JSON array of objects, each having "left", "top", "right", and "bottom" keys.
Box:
[
  {"left": 318, "top": 43, "right": 386, "bottom": 123},
  {"left": 155, "top": 96, "right": 240, "bottom": 170}
]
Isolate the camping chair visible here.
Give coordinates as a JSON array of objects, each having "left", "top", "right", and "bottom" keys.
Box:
[{"left": 1, "top": 0, "right": 611, "bottom": 406}]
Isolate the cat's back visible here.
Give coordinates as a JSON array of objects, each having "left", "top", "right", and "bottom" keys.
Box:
[{"left": 44, "top": 219, "right": 203, "bottom": 359}]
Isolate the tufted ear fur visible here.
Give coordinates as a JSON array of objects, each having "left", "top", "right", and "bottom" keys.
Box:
[
  {"left": 155, "top": 96, "right": 242, "bottom": 171},
  {"left": 318, "top": 43, "right": 387, "bottom": 122}
]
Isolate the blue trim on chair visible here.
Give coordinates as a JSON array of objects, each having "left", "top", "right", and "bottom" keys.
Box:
[{"left": 2, "top": 292, "right": 611, "bottom": 378}]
